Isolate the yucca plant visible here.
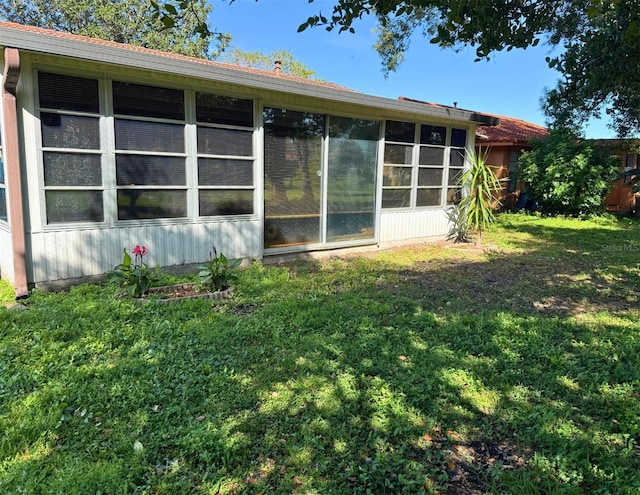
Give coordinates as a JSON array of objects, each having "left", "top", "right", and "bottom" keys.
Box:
[{"left": 458, "top": 146, "right": 502, "bottom": 246}]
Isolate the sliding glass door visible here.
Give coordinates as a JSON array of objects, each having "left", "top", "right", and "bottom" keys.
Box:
[
  {"left": 264, "top": 109, "right": 379, "bottom": 249},
  {"left": 263, "top": 108, "right": 324, "bottom": 248}
]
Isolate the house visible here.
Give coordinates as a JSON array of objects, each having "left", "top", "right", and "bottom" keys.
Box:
[
  {"left": 399, "top": 98, "right": 549, "bottom": 209},
  {"left": 592, "top": 140, "right": 639, "bottom": 214},
  {"left": 475, "top": 115, "right": 548, "bottom": 209},
  {"left": 0, "top": 22, "right": 499, "bottom": 296}
]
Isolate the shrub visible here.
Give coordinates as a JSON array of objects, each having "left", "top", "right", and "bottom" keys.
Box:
[{"left": 518, "top": 129, "right": 619, "bottom": 215}]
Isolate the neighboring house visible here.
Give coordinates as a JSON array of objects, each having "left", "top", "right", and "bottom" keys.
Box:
[
  {"left": 592, "top": 139, "right": 639, "bottom": 214},
  {"left": 475, "top": 115, "right": 548, "bottom": 209},
  {"left": 0, "top": 22, "right": 498, "bottom": 295},
  {"left": 399, "top": 98, "right": 549, "bottom": 209}
]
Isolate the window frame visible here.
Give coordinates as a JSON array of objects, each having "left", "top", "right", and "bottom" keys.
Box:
[
  {"left": 196, "top": 92, "right": 256, "bottom": 218},
  {"left": 37, "top": 71, "right": 105, "bottom": 225},
  {"left": 382, "top": 120, "right": 468, "bottom": 210},
  {"left": 35, "top": 69, "right": 258, "bottom": 226}
]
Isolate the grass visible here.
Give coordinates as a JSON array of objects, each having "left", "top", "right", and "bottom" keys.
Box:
[
  {"left": 0, "top": 279, "right": 15, "bottom": 306},
  {"left": 1, "top": 213, "right": 640, "bottom": 494}
]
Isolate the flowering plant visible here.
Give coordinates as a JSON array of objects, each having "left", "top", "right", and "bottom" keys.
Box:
[
  {"left": 197, "top": 246, "right": 242, "bottom": 292},
  {"left": 111, "top": 244, "right": 159, "bottom": 297}
]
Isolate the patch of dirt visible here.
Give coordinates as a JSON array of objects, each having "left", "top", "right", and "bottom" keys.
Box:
[{"left": 443, "top": 438, "right": 533, "bottom": 494}]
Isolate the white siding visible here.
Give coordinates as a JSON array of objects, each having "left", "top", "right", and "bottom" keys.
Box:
[
  {"left": 0, "top": 227, "right": 13, "bottom": 282},
  {"left": 28, "top": 220, "right": 261, "bottom": 284},
  {"left": 379, "top": 209, "right": 449, "bottom": 243}
]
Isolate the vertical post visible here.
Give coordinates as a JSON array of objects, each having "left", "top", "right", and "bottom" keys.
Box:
[{"left": 2, "top": 47, "right": 28, "bottom": 297}]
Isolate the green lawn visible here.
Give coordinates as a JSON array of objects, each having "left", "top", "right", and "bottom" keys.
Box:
[{"left": 1, "top": 213, "right": 640, "bottom": 494}]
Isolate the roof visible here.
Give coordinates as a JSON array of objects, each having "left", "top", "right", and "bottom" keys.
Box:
[
  {"left": 398, "top": 96, "right": 499, "bottom": 127},
  {"left": 476, "top": 114, "right": 548, "bottom": 145},
  {"left": 0, "top": 21, "right": 496, "bottom": 126}
]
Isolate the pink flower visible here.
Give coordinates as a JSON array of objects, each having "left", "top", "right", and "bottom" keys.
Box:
[{"left": 132, "top": 245, "right": 147, "bottom": 256}]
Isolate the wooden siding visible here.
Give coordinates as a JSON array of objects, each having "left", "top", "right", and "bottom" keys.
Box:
[{"left": 27, "top": 220, "right": 261, "bottom": 284}]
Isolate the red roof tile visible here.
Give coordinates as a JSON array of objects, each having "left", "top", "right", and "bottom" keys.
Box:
[
  {"left": 476, "top": 115, "right": 548, "bottom": 144},
  {"left": 0, "top": 21, "right": 354, "bottom": 92}
]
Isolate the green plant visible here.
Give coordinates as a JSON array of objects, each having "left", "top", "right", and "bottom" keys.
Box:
[
  {"left": 110, "top": 245, "right": 159, "bottom": 297},
  {"left": 0, "top": 279, "right": 16, "bottom": 305},
  {"left": 457, "top": 146, "right": 502, "bottom": 245},
  {"left": 197, "top": 246, "right": 242, "bottom": 291},
  {"left": 444, "top": 204, "right": 470, "bottom": 243},
  {"left": 518, "top": 128, "right": 620, "bottom": 216}
]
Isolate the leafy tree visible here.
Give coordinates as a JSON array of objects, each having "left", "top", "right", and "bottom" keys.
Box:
[
  {"left": 219, "top": 48, "right": 317, "bottom": 78},
  {"left": 300, "top": 0, "right": 640, "bottom": 138},
  {"left": 155, "top": 0, "right": 640, "bottom": 136},
  {"left": 0, "top": 0, "right": 230, "bottom": 59},
  {"left": 517, "top": 129, "right": 620, "bottom": 216}
]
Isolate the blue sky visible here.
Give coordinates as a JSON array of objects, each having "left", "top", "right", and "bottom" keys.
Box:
[{"left": 211, "top": 0, "right": 614, "bottom": 139}]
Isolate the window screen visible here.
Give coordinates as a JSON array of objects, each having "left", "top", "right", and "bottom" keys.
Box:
[
  {"left": 198, "top": 158, "right": 253, "bottom": 186},
  {"left": 41, "top": 113, "right": 100, "bottom": 149},
  {"left": 115, "top": 120, "right": 185, "bottom": 153},
  {"left": 196, "top": 93, "right": 253, "bottom": 127},
  {"left": 39, "top": 71, "right": 103, "bottom": 224},
  {"left": 113, "top": 81, "right": 184, "bottom": 120},
  {"left": 38, "top": 72, "right": 99, "bottom": 113},
  {"left": 118, "top": 190, "right": 187, "bottom": 220},
  {"left": 116, "top": 155, "right": 186, "bottom": 186},
  {"left": 44, "top": 153, "right": 102, "bottom": 187},
  {"left": 197, "top": 127, "right": 253, "bottom": 156},
  {"left": 385, "top": 120, "right": 415, "bottom": 142},
  {"left": 46, "top": 190, "right": 104, "bottom": 223},
  {"left": 199, "top": 190, "right": 253, "bottom": 216}
]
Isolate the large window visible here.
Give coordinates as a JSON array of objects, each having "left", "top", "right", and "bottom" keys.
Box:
[
  {"left": 114, "top": 81, "right": 187, "bottom": 220},
  {"left": 382, "top": 121, "right": 465, "bottom": 209},
  {"left": 447, "top": 128, "right": 467, "bottom": 205},
  {"left": 38, "top": 72, "right": 103, "bottom": 223},
  {"left": 37, "top": 72, "right": 256, "bottom": 224},
  {"left": 196, "top": 93, "right": 254, "bottom": 216}
]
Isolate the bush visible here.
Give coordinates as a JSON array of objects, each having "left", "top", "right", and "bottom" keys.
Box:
[{"left": 518, "top": 129, "right": 619, "bottom": 215}]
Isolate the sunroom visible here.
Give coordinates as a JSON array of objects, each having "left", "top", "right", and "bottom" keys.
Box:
[{"left": 0, "top": 21, "right": 496, "bottom": 295}]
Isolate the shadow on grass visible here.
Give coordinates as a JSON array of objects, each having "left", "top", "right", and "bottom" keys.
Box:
[{"left": 1, "top": 216, "right": 640, "bottom": 494}]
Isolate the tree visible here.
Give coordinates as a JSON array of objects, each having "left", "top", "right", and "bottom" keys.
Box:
[
  {"left": 154, "top": 0, "right": 640, "bottom": 136},
  {"left": 517, "top": 129, "right": 620, "bottom": 216},
  {"left": 298, "top": 1, "right": 640, "bottom": 138},
  {"left": 219, "top": 48, "right": 317, "bottom": 78},
  {"left": 0, "top": 0, "right": 230, "bottom": 59}
]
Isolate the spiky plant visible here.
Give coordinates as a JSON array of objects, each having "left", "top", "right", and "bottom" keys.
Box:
[{"left": 458, "top": 146, "right": 502, "bottom": 246}]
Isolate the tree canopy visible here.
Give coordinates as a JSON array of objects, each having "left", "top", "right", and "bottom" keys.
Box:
[
  {"left": 298, "top": 0, "right": 640, "bottom": 138},
  {"left": 0, "top": 0, "right": 230, "bottom": 59},
  {"left": 219, "top": 49, "right": 317, "bottom": 78}
]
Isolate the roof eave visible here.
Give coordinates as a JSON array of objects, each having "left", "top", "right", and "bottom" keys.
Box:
[{"left": 0, "top": 23, "right": 491, "bottom": 125}]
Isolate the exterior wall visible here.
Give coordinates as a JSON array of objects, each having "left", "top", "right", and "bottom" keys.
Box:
[
  {"left": 28, "top": 220, "right": 261, "bottom": 285},
  {"left": 479, "top": 144, "right": 530, "bottom": 210},
  {"left": 603, "top": 150, "right": 638, "bottom": 213},
  {"left": 11, "top": 50, "right": 478, "bottom": 287},
  {"left": 379, "top": 209, "right": 449, "bottom": 243}
]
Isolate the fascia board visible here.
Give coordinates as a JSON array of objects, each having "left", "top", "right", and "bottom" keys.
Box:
[{"left": 0, "top": 24, "right": 495, "bottom": 125}]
